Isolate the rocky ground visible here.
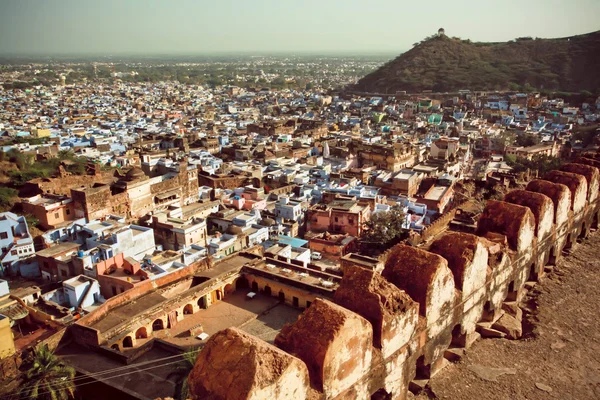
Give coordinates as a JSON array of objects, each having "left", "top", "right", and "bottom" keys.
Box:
[{"left": 415, "top": 231, "right": 600, "bottom": 400}]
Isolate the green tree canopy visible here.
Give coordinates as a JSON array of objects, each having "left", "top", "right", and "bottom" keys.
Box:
[
  {"left": 167, "top": 350, "right": 199, "bottom": 400},
  {"left": 18, "top": 345, "right": 76, "bottom": 400},
  {"left": 361, "top": 205, "right": 408, "bottom": 244}
]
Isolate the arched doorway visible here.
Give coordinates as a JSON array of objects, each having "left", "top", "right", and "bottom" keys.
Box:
[
  {"left": 251, "top": 281, "right": 259, "bottom": 292},
  {"left": 216, "top": 290, "right": 222, "bottom": 301},
  {"left": 198, "top": 296, "right": 207, "bottom": 309},
  {"left": 135, "top": 327, "right": 148, "bottom": 339},
  {"left": 236, "top": 277, "right": 249, "bottom": 290},
  {"left": 152, "top": 318, "right": 164, "bottom": 331},
  {"left": 123, "top": 336, "right": 133, "bottom": 348},
  {"left": 183, "top": 304, "right": 194, "bottom": 315},
  {"left": 278, "top": 291, "right": 285, "bottom": 302},
  {"left": 111, "top": 344, "right": 120, "bottom": 351},
  {"left": 224, "top": 283, "right": 234, "bottom": 295},
  {"left": 264, "top": 285, "right": 272, "bottom": 296}
]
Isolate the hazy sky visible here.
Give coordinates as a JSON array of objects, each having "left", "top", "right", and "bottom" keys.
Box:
[{"left": 0, "top": 0, "right": 599, "bottom": 55}]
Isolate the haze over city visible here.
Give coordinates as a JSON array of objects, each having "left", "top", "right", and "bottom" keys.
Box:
[
  {"left": 1, "top": 1, "right": 600, "bottom": 400},
  {"left": 0, "top": 0, "right": 599, "bottom": 55}
]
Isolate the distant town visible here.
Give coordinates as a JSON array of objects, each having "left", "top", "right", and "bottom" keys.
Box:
[{"left": 1, "top": 55, "right": 599, "bottom": 399}]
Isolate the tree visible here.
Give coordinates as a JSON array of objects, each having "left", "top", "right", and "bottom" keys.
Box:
[
  {"left": 18, "top": 345, "right": 75, "bottom": 400},
  {"left": 361, "top": 205, "right": 408, "bottom": 244},
  {"left": 506, "top": 154, "right": 564, "bottom": 177},
  {"left": 0, "top": 187, "right": 17, "bottom": 210},
  {"left": 515, "top": 133, "right": 540, "bottom": 147},
  {"left": 572, "top": 129, "right": 598, "bottom": 147},
  {"left": 167, "top": 350, "right": 198, "bottom": 400},
  {"left": 57, "top": 150, "right": 74, "bottom": 161}
]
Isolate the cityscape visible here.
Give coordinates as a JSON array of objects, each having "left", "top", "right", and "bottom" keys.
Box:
[{"left": 0, "top": 1, "right": 599, "bottom": 400}]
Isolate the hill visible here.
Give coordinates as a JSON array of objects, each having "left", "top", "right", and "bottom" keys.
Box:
[{"left": 352, "top": 31, "right": 600, "bottom": 94}]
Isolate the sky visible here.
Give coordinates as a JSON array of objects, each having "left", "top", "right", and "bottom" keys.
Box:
[{"left": 0, "top": 0, "right": 599, "bottom": 55}]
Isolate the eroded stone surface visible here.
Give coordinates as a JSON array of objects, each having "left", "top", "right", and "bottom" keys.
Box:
[
  {"left": 274, "top": 298, "right": 373, "bottom": 398},
  {"left": 561, "top": 163, "right": 599, "bottom": 203},
  {"left": 188, "top": 328, "right": 310, "bottom": 400},
  {"left": 476, "top": 200, "right": 536, "bottom": 253},
  {"left": 334, "top": 265, "right": 418, "bottom": 358},
  {"left": 504, "top": 190, "right": 554, "bottom": 240},
  {"left": 543, "top": 170, "right": 588, "bottom": 214}
]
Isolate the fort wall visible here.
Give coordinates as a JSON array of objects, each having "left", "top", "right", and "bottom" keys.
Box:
[{"left": 187, "top": 160, "right": 600, "bottom": 400}]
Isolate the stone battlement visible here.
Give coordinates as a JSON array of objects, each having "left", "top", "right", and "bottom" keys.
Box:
[{"left": 188, "top": 159, "right": 600, "bottom": 400}]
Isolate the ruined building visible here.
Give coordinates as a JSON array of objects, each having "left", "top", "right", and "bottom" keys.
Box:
[
  {"left": 70, "top": 161, "right": 199, "bottom": 221},
  {"left": 349, "top": 139, "right": 417, "bottom": 172}
]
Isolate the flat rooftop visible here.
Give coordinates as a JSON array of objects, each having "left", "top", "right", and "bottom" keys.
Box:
[
  {"left": 36, "top": 242, "right": 80, "bottom": 258},
  {"left": 425, "top": 185, "right": 449, "bottom": 201}
]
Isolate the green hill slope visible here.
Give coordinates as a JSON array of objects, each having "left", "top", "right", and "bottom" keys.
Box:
[{"left": 353, "top": 31, "right": 600, "bottom": 93}]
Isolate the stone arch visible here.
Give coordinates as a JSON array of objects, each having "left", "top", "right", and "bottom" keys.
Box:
[
  {"left": 111, "top": 344, "right": 120, "bottom": 351},
  {"left": 548, "top": 245, "right": 558, "bottom": 266},
  {"left": 528, "top": 262, "right": 538, "bottom": 282},
  {"left": 565, "top": 234, "right": 573, "bottom": 251},
  {"left": 183, "top": 304, "right": 194, "bottom": 315},
  {"left": 264, "top": 285, "right": 272, "bottom": 296},
  {"left": 152, "top": 318, "right": 165, "bottom": 331},
  {"left": 579, "top": 221, "right": 589, "bottom": 239},
  {"left": 450, "top": 323, "right": 465, "bottom": 348},
  {"left": 251, "top": 281, "right": 259, "bottom": 292},
  {"left": 371, "top": 388, "right": 392, "bottom": 400},
  {"left": 481, "top": 301, "right": 494, "bottom": 322},
  {"left": 198, "top": 296, "right": 208, "bottom": 309},
  {"left": 224, "top": 283, "right": 234, "bottom": 295},
  {"left": 216, "top": 290, "right": 223, "bottom": 301},
  {"left": 415, "top": 355, "right": 431, "bottom": 379},
  {"left": 506, "top": 280, "right": 517, "bottom": 301},
  {"left": 123, "top": 336, "right": 133, "bottom": 348},
  {"left": 135, "top": 327, "right": 148, "bottom": 339},
  {"left": 236, "top": 276, "right": 249, "bottom": 290}
]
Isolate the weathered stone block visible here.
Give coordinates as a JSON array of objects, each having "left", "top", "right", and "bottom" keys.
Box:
[
  {"left": 275, "top": 298, "right": 373, "bottom": 398},
  {"left": 188, "top": 328, "right": 310, "bottom": 400},
  {"left": 382, "top": 245, "right": 455, "bottom": 336},
  {"left": 504, "top": 190, "right": 554, "bottom": 241},
  {"left": 477, "top": 200, "right": 536, "bottom": 254},
  {"left": 561, "top": 163, "right": 599, "bottom": 203},
  {"left": 334, "top": 265, "right": 418, "bottom": 358},
  {"left": 492, "top": 313, "right": 522, "bottom": 340},
  {"left": 526, "top": 179, "right": 571, "bottom": 227},
  {"left": 543, "top": 170, "right": 588, "bottom": 215},
  {"left": 429, "top": 232, "right": 488, "bottom": 336}
]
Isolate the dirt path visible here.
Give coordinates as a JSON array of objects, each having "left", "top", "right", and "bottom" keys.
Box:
[{"left": 416, "top": 231, "right": 600, "bottom": 400}]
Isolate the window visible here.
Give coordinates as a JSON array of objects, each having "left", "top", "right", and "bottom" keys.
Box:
[
  {"left": 54, "top": 213, "right": 59, "bottom": 219},
  {"left": 334, "top": 217, "right": 339, "bottom": 223},
  {"left": 112, "top": 286, "right": 117, "bottom": 296},
  {"left": 11, "top": 250, "right": 17, "bottom": 256},
  {"left": 0, "top": 232, "right": 7, "bottom": 240},
  {"left": 66, "top": 209, "right": 70, "bottom": 215}
]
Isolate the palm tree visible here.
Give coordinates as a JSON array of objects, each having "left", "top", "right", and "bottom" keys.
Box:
[
  {"left": 18, "top": 345, "right": 75, "bottom": 400},
  {"left": 167, "top": 350, "right": 199, "bottom": 400}
]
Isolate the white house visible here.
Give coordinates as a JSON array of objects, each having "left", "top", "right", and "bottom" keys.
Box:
[{"left": 0, "top": 212, "right": 35, "bottom": 275}]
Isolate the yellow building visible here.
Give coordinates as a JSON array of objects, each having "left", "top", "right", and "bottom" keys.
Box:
[
  {"left": 31, "top": 128, "right": 51, "bottom": 138},
  {"left": 0, "top": 314, "right": 15, "bottom": 359}
]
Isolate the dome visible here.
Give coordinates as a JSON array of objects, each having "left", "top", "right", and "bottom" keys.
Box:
[
  {"left": 261, "top": 217, "right": 276, "bottom": 226},
  {"left": 126, "top": 167, "right": 145, "bottom": 181}
]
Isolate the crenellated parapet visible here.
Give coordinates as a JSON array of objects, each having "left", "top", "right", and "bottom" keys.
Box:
[{"left": 188, "top": 162, "right": 600, "bottom": 400}]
